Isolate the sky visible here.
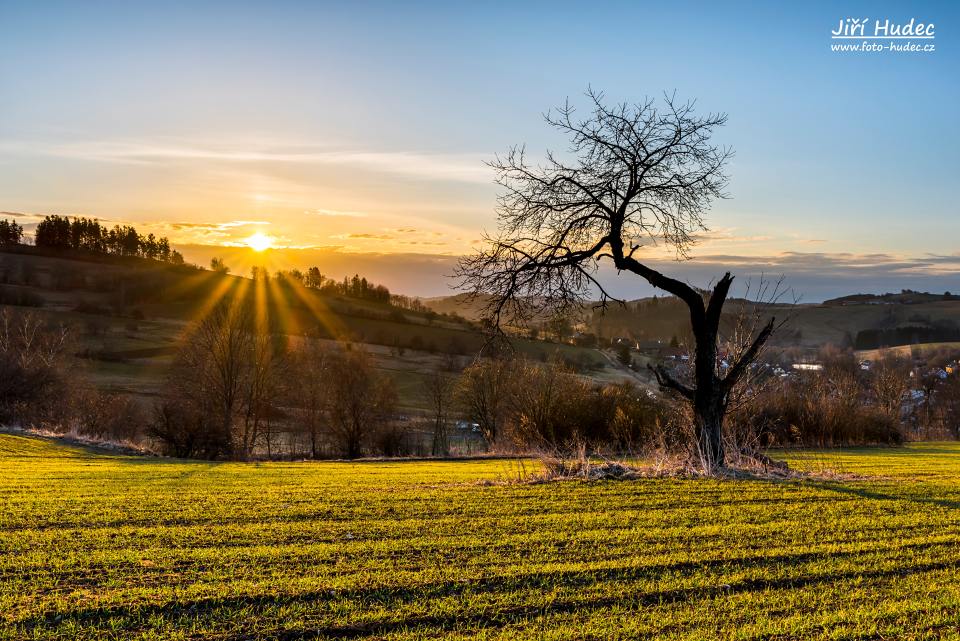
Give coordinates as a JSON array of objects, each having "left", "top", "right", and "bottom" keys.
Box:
[{"left": 1, "top": 0, "right": 958, "bottom": 301}]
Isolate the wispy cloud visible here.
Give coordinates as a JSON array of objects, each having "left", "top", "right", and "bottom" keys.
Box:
[
  {"left": 151, "top": 219, "right": 272, "bottom": 244},
  {"left": 0, "top": 139, "right": 493, "bottom": 184},
  {"left": 334, "top": 232, "right": 395, "bottom": 241},
  {"left": 306, "top": 208, "right": 369, "bottom": 218}
]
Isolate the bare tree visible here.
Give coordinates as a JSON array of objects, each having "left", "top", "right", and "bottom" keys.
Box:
[
  {"left": 237, "top": 327, "right": 286, "bottom": 459},
  {"left": 424, "top": 370, "right": 455, "bottom": 456},
  {"left": 287, "top": 338, "right": 331, "bottom": 458},
  {"left": 175, "top": 300, "right": 252, "bottom": 457},
  {"left": 163, "top": 298, "right": 285, "bottom": 460},
  {"left": 457, "top": 90, "right": 774, "bottom": 471},
  {"left": 870, "top": 353, "right": 912, "bottom": 424},
  {"left": 457, "top": 357, "right": 516, "bottom": 444},
  {"left": 0, "top": 309, "right": 75, "bottom": 427},
  {"left": 324, "top": 348, "right": 396, "bottom": 459}
]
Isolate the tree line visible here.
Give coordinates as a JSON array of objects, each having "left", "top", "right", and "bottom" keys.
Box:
[
  {"left": 210, "top": 258, "right": 392, "bottom": 304},
  {"left": 32, "top": 215, "right": 184, "bottom": 264}
]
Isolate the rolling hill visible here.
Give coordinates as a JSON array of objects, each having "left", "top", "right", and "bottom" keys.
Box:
[
  {"left": 426, "top": 291, "right": 960, "bottom": 351},
  {"left": 0, "top": 247, "right": 619, "bottom": 412}
]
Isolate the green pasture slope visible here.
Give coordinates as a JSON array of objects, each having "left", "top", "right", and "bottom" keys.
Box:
[{"left": 3, "top": 436, "right": 960, "bottom": 639}]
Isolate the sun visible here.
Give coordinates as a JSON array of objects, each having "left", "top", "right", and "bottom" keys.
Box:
[{"left": 245, "top": 232, "right": 274, "bottom": 252}]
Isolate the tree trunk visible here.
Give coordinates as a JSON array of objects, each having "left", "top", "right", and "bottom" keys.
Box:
[
  {"left": 619, "top": 258, "right": 774, "bottom": 473},
  {"left": 691, "top": 312, "right": 726, "bottom": 471},
  {"left": 692, "top": 387, "right": 726, "bottom": 471}
]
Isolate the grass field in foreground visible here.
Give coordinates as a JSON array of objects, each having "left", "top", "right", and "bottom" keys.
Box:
[{"left": 3, "top": 436, "right": 960, "bottom": 640}]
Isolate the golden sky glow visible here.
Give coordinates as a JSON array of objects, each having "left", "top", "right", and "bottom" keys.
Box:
[{"left": 1, "top": 3, "right": 958, "bottom": 301}]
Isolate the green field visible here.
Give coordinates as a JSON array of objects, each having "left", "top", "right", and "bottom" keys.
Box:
[{"left": 3, "top": 435, "right": 960, "bottom": 639}]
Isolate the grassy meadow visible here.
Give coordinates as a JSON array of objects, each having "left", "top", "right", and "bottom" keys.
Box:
[{"left": 3, "top": 434, "right": 960, "bottom": 639}]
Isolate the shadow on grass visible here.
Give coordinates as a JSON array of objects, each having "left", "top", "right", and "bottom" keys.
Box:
[
  {"left": 18, "top": 545, "right": 960, "bottom": 638},
  {"left": 805, "top": 479, "right": 960, "bottom": 511}
]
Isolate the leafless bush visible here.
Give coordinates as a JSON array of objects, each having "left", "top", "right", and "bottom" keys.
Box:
[
  {"left": 0, "top": 308, "right": 77, "bottom": 428},
  {"left": 372, "top": 422, "right": 417, "bottom": 457},
  {"left": 148, "top": 400, "right": 224, "bottom": 459},
  {"left": 739, "top": 353, "right": 904, "bottom": 447},
  {"left": 75, "top": 389, "right": 145, "bottom": 441}
]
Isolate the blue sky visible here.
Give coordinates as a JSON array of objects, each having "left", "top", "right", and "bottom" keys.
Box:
[{"left": 0, "top": 0, "right": 957, "bottom": 299}]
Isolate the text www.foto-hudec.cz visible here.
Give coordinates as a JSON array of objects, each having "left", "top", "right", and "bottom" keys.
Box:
[{"left": 830, "top": 17, "right": 936, "bottom": 53}]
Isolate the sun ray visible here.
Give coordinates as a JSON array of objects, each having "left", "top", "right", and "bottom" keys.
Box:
[
  {"left": 284, "top": 279, "right": 350, "bottom": 342},
  {"left": 178, "top": 273, "right": 246, "bottom": 340},
  {"left": 265, "top": 276, "right": 305, "bottom": 337}
]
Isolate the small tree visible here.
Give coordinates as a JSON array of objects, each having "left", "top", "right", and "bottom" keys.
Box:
[
  {"left": 324, "top": 348, "right": 396, "bottom": 459},
  {"left": 287, "top": 338, "right": 330, "bottom": 458},
  {"left": 458, "top": 90, "right": 774, "bottom": 471},
  {"left": 457, "top": 357, "right": 516, "bottom": 444},
  {"left": 424, "top": 370, "right": 455, "bottom": 456},
  {"left": 210, "top": 257, "right": 230, "bottom": 274}
]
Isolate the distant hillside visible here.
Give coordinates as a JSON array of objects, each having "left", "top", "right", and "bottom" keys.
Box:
[
  {"left": 0, "top": 247, "right": 619, "bottom": 412},
  {"left": 425, "top": 291, "right": 960, "bottom": 351},
  {"left": 423, "top": 293, "right": 495, "bottom": 322},
  {"left": 824, "top": 290, "right": 958, "bottom": 305}
]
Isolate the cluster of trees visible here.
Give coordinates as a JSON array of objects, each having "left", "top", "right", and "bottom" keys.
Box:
[
  {"left": 34, "top": 215, "right": 183, "bottom": 264},
  {"left": 737, "top": 347, "right": 960, "bottom": 447},
  {"left": 0, "top": 219, "right": 24, "bottom": 246},
  {"left": 8, "top": 297, "right": 960, "bottom": 463},
  {"left": 389, "top": 294, "right": 431, "bottom": 313},
  {"left": 151, "top": 324, "right": 672, "bottom": 460},
  {"left": 455, "top": 358, "right": 675, "bottom": 453},
  {"left": 280, "top": 267, "right": 391, "bottom": 303},
  {"left": 208, "top": 258, "right": 394, "bottom": 304},
  {"left": 150, "top": 298, "right": 397, "bottom": 459}
]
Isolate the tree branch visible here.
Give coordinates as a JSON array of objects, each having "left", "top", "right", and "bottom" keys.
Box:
[
  {"left": 648, "top": 363, "right": 694, "bottom": 400},
  {"left": 722, "top": 316, "right": 775, "bottom": 392}
]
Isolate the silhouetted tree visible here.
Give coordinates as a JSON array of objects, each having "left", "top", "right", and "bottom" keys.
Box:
[
  {"left": 457, "top": 90, "right": 774, "bottom": 471},
  {"left": 0, "top": 219, "right": 24, "bottom": 246},
  {"left": 161, "top": 297, "right": 285, "bottom": 459},
  {"left": 210, "top": 257, "right": 230, "bottom": 274}
]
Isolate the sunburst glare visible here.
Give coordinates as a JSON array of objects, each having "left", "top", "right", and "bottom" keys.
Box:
[{"left": 245, "top": 232, "right": 274, "bottom": 252}]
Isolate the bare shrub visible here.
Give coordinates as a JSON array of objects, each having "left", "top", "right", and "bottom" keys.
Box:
[
  {"left": 372, "top": 422, "right": 416, "bottom": 457},
  {"left": 0, "top": 308, "right": 76, "bottom": 428},
  {"left": 148, "top": 400, "right": 223, "bottom": 459},
  {"left": 742, "top": 352, "right": 904, "bottom": 448},
  {"left": 75, "top": 389, "right": 145, "bottom": 441}
]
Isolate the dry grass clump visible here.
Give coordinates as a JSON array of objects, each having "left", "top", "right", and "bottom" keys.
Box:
[{"left": 492, "top": 442, "right": 872, "bottom": 485}]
